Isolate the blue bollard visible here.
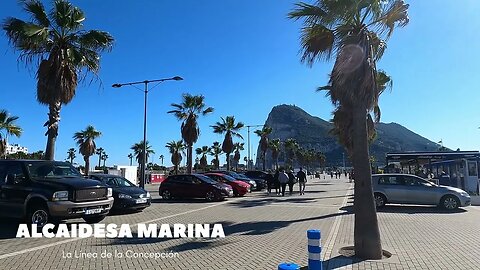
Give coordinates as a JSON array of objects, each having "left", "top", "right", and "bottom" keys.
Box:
[
  {"left": 278, "top": 262, "right": 300, "bottom": 270},
  {"left": 307, "top": 229, "right": 322, "bottom": 270}
]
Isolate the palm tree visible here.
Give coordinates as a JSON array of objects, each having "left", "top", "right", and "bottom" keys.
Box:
[
  {"left": 101, "top": 153, "right": 108, "bottom": 168},
  {"left": 168, "top": 94, "right": 214, "bottom": 174},
  {"left": 0, "top": 110, "right": 23, "bottom": 158},
  {"left": 96, "top": 147, "right": 105, "bottom": 169},
  {"left": 284, "top": 138, "right": 299, "bottom": 169},
  {"left": 67, "top": 148, "right": 76, "bottom": 163},
  {"left": 289, "top": 0, "right": 409, "bottom": 259},
  {"left": 233, "top": 142, "right": 245, "bottom": 171},
  {"left": 3, "top": 0, "right": 114, "bottom": 160},
  {"left": 73, "top": 125, "right": 101, "bottom": 175},
  {"left": 211, "top": 116, "right": 244, "bottom": 171},
  {"left": 131, "top": 140, "right": 155, "bottom": 166},
  {"left": 166, "top": 140, "right": 184, "bottom": 174},
  {"left": 269, "top": 138, "right": 281, "bottom": 170},
  {"left": 159, "top": 154, "right": 164, "bottom": 165},
  {"left": 209, "top": 142, "right": 222, "bottom": 170},
  {"left": 195, "top": 146, "right": 210, "bottom": 171},
  {"left": 254, "top": 126, "right": 272, "bottom": 171},
  {"left": 128, "top": 153, "right": 134, "bottom": 166}
]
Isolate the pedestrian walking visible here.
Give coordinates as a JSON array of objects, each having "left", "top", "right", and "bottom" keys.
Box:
[
  {"left": 273, "top": 170, "right": 280, "bottom": 195},
  {"left": 266, "top": 172, "right": 274, "bottom": 195},
  {"left": 330, "top": 171, "right": 334, "bottom": 179},
  {"left": 287, "top": 170, "right": 296, "bottom": 195},
  {"left": 278, "top": 169, "right": 289, "bottom": 196},
  {"left": 297, "top": 167, "right": 307, "bottom": 195}
]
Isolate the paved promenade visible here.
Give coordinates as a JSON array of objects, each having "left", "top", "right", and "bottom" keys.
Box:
[{"left": 0, "top": 175, "right": 479, "bottom": 269}]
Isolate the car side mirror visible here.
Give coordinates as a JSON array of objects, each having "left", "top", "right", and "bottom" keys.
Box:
[{"left": 6, "top": 174, "right": 15, "bottom": 185}]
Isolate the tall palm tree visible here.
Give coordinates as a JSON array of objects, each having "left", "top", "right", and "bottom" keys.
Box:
[
  {"left": 268, "top": 138, "right": 281, "bottom": 170},
  {"left": 195, "top": 146, "right": 210, "bottom": 171},
  {"left": 0, "top": 110, "right": 23, "bottom": 158},
  {"left": 166, "top": 140, "right": 184, "bottom": 174},
  {"left": 128, "top": 153, "right": 134, "bottom": 166},
  {"left": 96, "top": 147, "right": 105, "bottom": 169},
  {"left": 73, "top": 125, "right": 101, "bottom": 175},
  {"left": 211, "top": 116, "right": 244, "bottom": 171},
  {"left": 284, "top": 138, "right": 299, "bottom": 168},
  {"left": 254, "top": 126, "right": 272, "bottom": 171},
  {"left": 3, "top": 0, "right": 114, "bottom": 160},
  {"left": 289, "top": 0, "right": 409, "bottom": 259},
  {"left": 168, "top": 94, "right": 214, "bottom": 174},
  {"left": 209, "top": 142, "right": 222, "bottom": 170},
  {"left": 131, "top": 140, "right": 155, "bottom": 166},
  {"left": 67, "top": 148, "right": 76, "bottom": 163},
  {"left": 159, "top": 154, "right": 164, "bottom": 165},
  {"left": 233, "top": 142, "right": 244, "bottom": 171}
]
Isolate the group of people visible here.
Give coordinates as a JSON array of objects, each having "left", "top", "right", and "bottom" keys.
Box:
[{"left": 267, "top": 167, "right": 308, "bottom": 196}]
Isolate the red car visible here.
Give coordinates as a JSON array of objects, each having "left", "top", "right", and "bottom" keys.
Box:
[{"left": 204, "top": 173, "right": 250, "bottom": 196}]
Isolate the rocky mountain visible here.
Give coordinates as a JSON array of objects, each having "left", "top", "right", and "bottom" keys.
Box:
[{"left": 255, "top": 104, "right": 439, "bottom": 167}]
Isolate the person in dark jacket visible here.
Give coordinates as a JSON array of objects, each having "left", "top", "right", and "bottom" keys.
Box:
[
  {"left": 287, "top": 170, "right": 296, "bottom": 195},
  {"left": 273, "top": 170, "right": 280, "bottom": 195},
  {"left": 266, "top": 172, "right": 274, "bottom": 195},
  {"left": 297, "top": 167, "right": 307, "bottom": 195}
]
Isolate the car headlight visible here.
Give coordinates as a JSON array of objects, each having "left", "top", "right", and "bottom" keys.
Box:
[
  {"left": 107, "top": 188, "right": 113, "bottom": 197},
  {"left": 146, "top": 192, "right": 151, "bottom": 198},
  {"left": 460, "top": 191, "right": 470, "bottom": 197},
  {"left": 250, "top": 181, "right": 256, "bottom": 186},
  {"left": 118, "top": 193, "right": 132, "bottom": 199},
  {"left": 52, "top": 191, "right": 69, "bottom": 201}
]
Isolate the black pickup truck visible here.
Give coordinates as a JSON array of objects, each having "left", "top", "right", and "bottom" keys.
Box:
[{"left": 0, "top": 160, "right": 114, "bottom": 227}]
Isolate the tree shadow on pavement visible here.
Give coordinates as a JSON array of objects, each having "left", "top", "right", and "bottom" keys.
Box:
[
  {"left": 222, "top": 211, "right": 351, "bottom": 236},
  {"left": 227, "top": 197, "right": 319, "bottom": 208},
  {"left": 151, "top": 198, "right": 217, "bottom": 204}
]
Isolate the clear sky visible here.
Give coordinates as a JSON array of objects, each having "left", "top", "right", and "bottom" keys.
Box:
[{"left": 1, "top": 0, "right": 479, "bottom": 167}]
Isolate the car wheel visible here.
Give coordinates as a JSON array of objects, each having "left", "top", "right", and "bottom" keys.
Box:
[
  {"left": 162, "top": 190, "right": 172, "bottom": 200},
  {"left": 28, "top": 205, "right": 50, "bottom": 228},
  {"left": 205, "top": 191, "right": 216, "bottom": 202},
  {"left": 374, "top": 193, "right": 387, "bottom": 208},
  {"left": 83, "top": 215, "right": 106, "bottom": 224},
  {"left": 441, "top": 195, "right": 460, "bottom": 210}
]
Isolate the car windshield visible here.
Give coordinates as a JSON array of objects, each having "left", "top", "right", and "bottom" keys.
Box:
[
  {"left": 101, "top": 176, "right": 135, "bottom": 187},
  {"left": 197, "top": 174, "right": 218, "bottom": 184},
  {"left": 28, "top": 162, "right": 82, "bottom": 180}
]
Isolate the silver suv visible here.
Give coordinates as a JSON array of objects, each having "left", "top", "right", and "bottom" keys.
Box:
[{"left": 372, "top": 174, "right": 471, "bottom": 210}]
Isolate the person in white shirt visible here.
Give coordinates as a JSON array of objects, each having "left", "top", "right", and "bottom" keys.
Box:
[{"left": 278, "top": 169, "right": 289, "bottom": 196}]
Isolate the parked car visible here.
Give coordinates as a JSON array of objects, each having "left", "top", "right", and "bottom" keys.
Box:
[
  {"left": 203, "top": 172, "right": 250, "bottom": 196},
  {"left": 0, "top": 160, "right": 114, "bottom": 227},
  {"left": 89, "top": 174, "right": 151, "bottom": 211},
  {"left": 244, "top": 171, "right": 272, "bottom": 188},
  {"left": 372, "top": 173, "right": 471, "bottom": 210},
  {"left": 237, "top": 173, "right": 266, "bottom": 190},
  {"left": 210, "top": 171, "right": 257, "bottom": 191},
  {"left": 159, "top": 174, "right": 233, "bottom": 201}
]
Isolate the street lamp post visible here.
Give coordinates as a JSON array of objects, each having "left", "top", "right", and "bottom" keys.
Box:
[
  {"left": 112, "top": 76, "right": 183, "bottom": 188},
  {"left": 245, "top": 124, "right": 264, "bottom": 170}
]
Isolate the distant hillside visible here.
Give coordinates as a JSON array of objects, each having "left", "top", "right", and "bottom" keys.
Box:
[{"left": 255, "top": 105, "right": 439, "bottom": 167}]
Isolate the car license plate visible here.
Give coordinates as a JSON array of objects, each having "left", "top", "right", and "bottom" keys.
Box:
[
  {"left": 136, "top": 198, "right": 148, "bottom": 204},
  {"left": 85, "top": 208, "right": 102, "bottom": 215}
]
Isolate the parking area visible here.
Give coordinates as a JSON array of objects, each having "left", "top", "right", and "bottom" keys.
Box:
[{"left": 1, "top": 175, "right": 480, "bottom": 269}]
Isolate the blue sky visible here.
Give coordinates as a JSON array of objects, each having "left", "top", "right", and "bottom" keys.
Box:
[{"left": 1, "top": 0, "right": 479, "bottom": 167}]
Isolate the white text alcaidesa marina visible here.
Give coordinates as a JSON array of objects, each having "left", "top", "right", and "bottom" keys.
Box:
[{"left": 16, "top": 223, "right": 226, "bottom": 238}]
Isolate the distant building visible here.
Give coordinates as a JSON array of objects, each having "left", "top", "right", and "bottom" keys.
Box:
[{"left": 5, "top": 143, "right": 28, "bottom": 155}]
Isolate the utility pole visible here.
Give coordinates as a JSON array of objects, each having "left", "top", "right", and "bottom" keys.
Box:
[{"left": 245, "top": 124, "right": 264, "bottom": 170}]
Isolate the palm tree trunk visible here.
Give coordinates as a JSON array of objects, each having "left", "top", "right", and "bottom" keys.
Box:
[
  {"left": 352, "top": 104, "right": 382, "bottom": 259},
  {"left": 44, "top": 102, "right": 61, "bottom": 160},
  {"left": 226, "top": 153, "right": 230, "bottom": 171},
  {"left": 84, "top": 156, "right": 90, "bottom": 176},
  {"left": 187, "top": 145, "right": 193, "bottom": 174},
  {"left": 262, "top": 151, "right": 266, "bottom": 171},
  {"left": 98, "top": 155, "right": 102, "bottom": 169},
  {"left": 129, "top": 158, "right": 132, "bottom": 166}
]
